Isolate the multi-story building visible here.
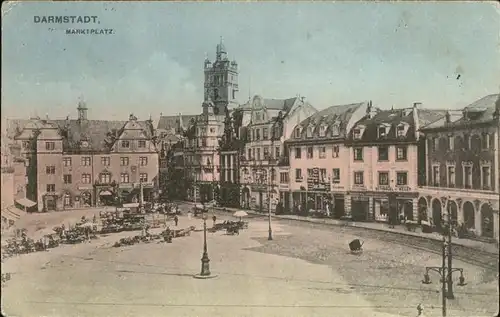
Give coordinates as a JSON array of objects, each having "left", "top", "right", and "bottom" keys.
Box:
[
  {"left": 419, "top": 94, "right": 499, "bottom": 240},
  {"left": 1, "top": 135, "right": 27, "bottom": 230},
  {"left": 239, "top": 95, "right": 317, "bottom": 212},
  {"left": 345, "top": 103, "right": 446, "bottom": 222},
  {"left": 286, "top": 101, "right": 370, "bottom": 217},
  {"left": 13, "top": 102, "right": 159, "bottom": 212},
  {"left": 181, "top": 40, "right": 240, "bottom": 203}
]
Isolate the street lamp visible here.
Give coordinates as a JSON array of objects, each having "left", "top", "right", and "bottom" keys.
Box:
[
  {"left": 421, "top": 196, "right": 466, "bottom": 317},
  {"left": 194, "top": 212, "right": 217, "bottom": 279},
  {"left": 268, "top": 166, "right": 274, "bottom": 241}
]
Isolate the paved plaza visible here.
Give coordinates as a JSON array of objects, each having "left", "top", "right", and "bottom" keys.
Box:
[{"left": 1, "top": 208, "right": 498, "bottom": 317}]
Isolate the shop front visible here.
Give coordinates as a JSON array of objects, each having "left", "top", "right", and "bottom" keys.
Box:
[{"left": 350, "top": 193, "right": 370, "bottom": 221}]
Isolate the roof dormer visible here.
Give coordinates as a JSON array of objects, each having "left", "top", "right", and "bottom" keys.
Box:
[
  {"left": 306, "top": 125, "right": 314, "bottom": 138},
  {"left": 353, "top": 125, "right": 365, "bottom": 140},
  {"left": 377, "top": 123, "right": 391, "bottom": 138},
  {"left": 396, "top": 122, "right": 409, "bottom": 138},
  {"left": 318, "top": 124, "right": 327, "bottom": 137},
  {"left": 331, "top": 121, "right": 341, "bottom": 136},
  {"left": 294, "top": 126, "right": 303, "bottom": 139}
]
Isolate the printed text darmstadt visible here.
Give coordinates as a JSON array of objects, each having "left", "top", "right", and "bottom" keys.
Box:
[{"left": 34, "top": 16, "right": 99, "bottom": 24}]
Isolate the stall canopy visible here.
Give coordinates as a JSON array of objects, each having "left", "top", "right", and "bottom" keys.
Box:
[
  {"left": 99, "top": 191, "right": 113, "bottom": 196},
  {"left": 16, "top": 198, "right": 37, "bottom": 208},
  {"left": 1, "top": 206, "right": 25, "bottom": 220},
  {"left": 123, "top": 202, "right": 140, "bottom": 208}
]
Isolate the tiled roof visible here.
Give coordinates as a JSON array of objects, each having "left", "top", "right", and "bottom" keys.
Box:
[
  {"left": 421, "top": 94, "right": 499, "bottom": 130},
  {"left": 238, "top": 96, "right": 298, "bottom": 113},
  {"left": 348, "top": 108, "right": 417, "bottom": 143},
  {"left": 157, "top": 115, "right": 197, "bottom": 131},
  {"left": 292, "top": 102, "right": 367, "bottom": 140}
]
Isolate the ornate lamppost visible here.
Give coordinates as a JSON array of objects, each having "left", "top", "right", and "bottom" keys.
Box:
[
  {"left": 421, "top": 196, "right": 467, "bottom": 317},
  {"left": 194, "top": 212, "right": 217, "bottom": 279},
  {"left": 268, "top": 165, "right": 274, "bottom": 241}
]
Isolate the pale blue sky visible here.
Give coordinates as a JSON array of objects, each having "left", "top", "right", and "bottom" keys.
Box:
[{"left": 2, "top": 1, "right": 499, "bottom": 120}]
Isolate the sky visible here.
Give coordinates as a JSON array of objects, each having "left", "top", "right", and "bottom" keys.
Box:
[{"left": 2, "top": 1, "right": 499, "bottom": 121}]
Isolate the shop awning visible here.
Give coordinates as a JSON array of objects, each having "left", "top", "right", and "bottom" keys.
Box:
[
  {"left": 1, "top": 206, "right": 25, "bottom": 220},
  {"left": 99, "top": 190, "right": 113, "bottom": 196},
  {"left": 16, "top": 198, "right": 37, "bottom": 208},
  {"left": 123, "top": 203, "right": 140, "bottom": 208}
]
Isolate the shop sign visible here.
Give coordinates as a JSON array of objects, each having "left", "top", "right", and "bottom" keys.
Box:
[
  {"left": 307, "top": 183, "right": 330, "bottom": 191},
  {"left": 278, "top": 184, "right": 289, "bottom": 190},
  {"left": 395, "top": 186, "right": 412, "bottom": 192},
  {"left": 77, "top": 186, "right": 92, "bottom": 190},
  {"left": 331, "top": 184, "right": 345, "bottom": 190},
  {"left": 376, "top": 185, "right": 392, "bottom": 192},
  {"left": 250, "top": 184, "right": 267, "bottom": 192},
  {"left": 352, "top": 185, "right": 367, "bottom": 191}
]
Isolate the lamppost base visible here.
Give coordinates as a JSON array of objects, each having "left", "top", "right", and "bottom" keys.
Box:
[
  {"left": 193, "top": 273, "right": 218, "bottom": 279},
  {"left": 446, "top": 292, "right": 455, "bottom": 300},
  {"left": 268, "top": 231, "right": 273, "bottom": 241}
]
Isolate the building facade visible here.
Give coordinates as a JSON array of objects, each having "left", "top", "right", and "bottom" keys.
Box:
[
  {"left": 418, "top": 94, "right": 500, "bottom": 240},
  {"left": 239, "top": 95, "right": 317, "bottom": 212},
  {"left": 345, "top": 103, "right": 446, "bottom": 222},
  {"left": 286, "top": 101, "right": 370, "bottom": 217},
  {"left": 13, "top": 103, "right": 159, "bottom": 212}
]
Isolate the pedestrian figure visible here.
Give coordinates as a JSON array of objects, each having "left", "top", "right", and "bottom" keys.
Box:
[
  {"left": 174, "top": 215, "right": 179, "bottom": 226},
  {"left": 416, "top": 303, "right": 425, "bottom": 316},
  {"left": 212, "top": 215, "right": 217, "bottom": 226},
  {"left": 187, "top": 211, "right": 192, "bottom": 221}
]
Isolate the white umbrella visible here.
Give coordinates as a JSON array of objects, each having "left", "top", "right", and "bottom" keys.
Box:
[
  {"left": 78, "top": 222, "right": 94, "bottom": 228},
  {"left": 233, "top": 210, "right": 248, "bottom": 222}
]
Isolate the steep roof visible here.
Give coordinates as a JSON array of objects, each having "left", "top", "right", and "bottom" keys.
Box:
[
  {"left": 238, "top": 96, "right": 298, "bottom": 113},
  {"left": 291, "top": 102, "right": 367, "bottom": 140},
  {"left": 421, "top": 94, "right": 499, "bottom": 130},
  {"left": 157, "top": 115, "right": 197, "bottom": 131}
]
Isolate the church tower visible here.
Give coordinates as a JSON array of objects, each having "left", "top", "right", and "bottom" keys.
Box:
[
  {"left": 77, "top": 98, "right": 88, "bottom": 121},
  {"left": 203, "top": 37, "right": 239, "bottom": 114}
]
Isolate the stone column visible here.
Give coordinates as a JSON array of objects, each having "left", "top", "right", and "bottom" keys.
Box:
[
  {"left": 368, "top": 197, "right": 374, "bottom": 221},
  {"left": 412, "top": 197, "right": 418, "bottom": 221},
  {"left": 344, "top": 194, "right": 352, "bottom": 218},
  {"left": 474, "top": 205, "right": 482, "bottom": 237},
  {"left": 456, "top": 201, "right": 464, "bottom": 225},
  {"left": 493, "top": 211, "right": 499, "bottom": 241}
]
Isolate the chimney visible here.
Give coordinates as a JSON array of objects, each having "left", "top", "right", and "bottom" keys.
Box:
[
  {"left": 413, "top": 102, "right": 422, "bottom": 109},
  {"left": 367, "top": 101, "right": 377, "bottom": 119},
  {"left": 413, "top": 103, "right": 420, "bottom": 139},
  {"left": 445, "top": 111, "right": 451, "bottom": 123}
]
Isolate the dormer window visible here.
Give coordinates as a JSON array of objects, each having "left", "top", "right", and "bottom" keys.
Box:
[
  {"left": 319, "top": 125, "right": 327, "bottom": 137},
  {"left": 378, "top": 126, "right": 388, "bottom": 138},
  {"left": 331, "top": 123, "right": 340, "bottom": 136},
  {"left": 353, "top": 128, "right": 361, "bottom": 139},
  {"left": 396, "top": 123, "right": 408, "bottom": 137},
  {"left": 306, "top": 126, "right": 314, "bottom": 138},
  {"left": 294, "top": 127, "right": 301, "bottom": 138}
]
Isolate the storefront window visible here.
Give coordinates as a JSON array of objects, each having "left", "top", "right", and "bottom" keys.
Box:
[{"left": 374, "top": 199, "right": 389, "bottom": 222}]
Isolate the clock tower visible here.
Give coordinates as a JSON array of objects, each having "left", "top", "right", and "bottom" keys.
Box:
[{"left": 203, "top": 37, "right": 239, "bottom": 114}]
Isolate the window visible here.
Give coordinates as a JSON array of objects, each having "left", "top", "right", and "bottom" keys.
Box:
[
  {"left": 63, "top": 157, "right": 72, "bottom": 166},
  {"left": 331, "top": 124, "right": 340, "bottom": 136},
  {"left": 319, "top": 126, "right": 327, "bottom": 137},
  {"left": 295, "top": 148, "right": 301, "bottom": 159},
  {"left": 140, "top": 173, "right": 148, "bottom": 183},
  {"left": 396, "top": 146, "right": 408, "bottom": 161},
  {"left": 120, "top": 157, "right": 129, "bottom": 166},
  {"left": 46, "top": 166, "right": 55, "bottom": 174},
  {"left": 481, "top": 133, "right": 490, "bottom": 149},
  {"left": 138, "top": 140, "right": 146, "bottom": 148},
  {"left": 255, "top": 129, "right": 261, "bottom": 140},
  {"left": 81, "top": 157, "right": 91, "bottom": 166},
  {"left": 432, "top": 166, "right": 440, "bottom": 186},
  {"left": 252, "top": 148, "right": 255, "bottom": 160},
  {"left": 319, "top": 147, "right": 326, "bottom": 159},
  {"left": 251, "top": 129, "right": 255, "bottom": 141},
  {"left": 463, "top": 165, "right": 472, "bottom": 188},
  {"left": 271, "top": 169, "right": 276, "bottom": 182},
  {"left": 463, "top": 134, "right": 470, "bottom": 149},
  {"left": 397, "top": 125, "right": 406, "bottom": 137},
  {"left": 294, "top": 127, "right": 301, "bottom": 138},
  {"left": 433, "top": 138, "right": 439, "bottom": 151},
  {"left": 99, "top": 172, "right": 111, "bottom": 184},
  {"left": 353, "top": 148, "right": 363, "bottom": 161},
  {"left": 263, "top": 128, "right": 269, "bottom": 140},
  {"left": 247, "top": 149, "right": 252, "bottom": 160},
  {"left": 482, "top": 166, "right": 491, "bottom": 189},
  {"left": 353, "top": 129, "right": 361, "bottom": 139},
  {"left": 120, "top": 173, "right": 129, "bottom": 183},
  {"left": 121, "top": 141, "right": 130, "bottom": 148},
  {"left": 139, "top": 157, "right": 148, "bottom": 166},
  {"left": 354, "top": 172, "right": 364, "bottom": 185},
  {"left": 210, "top": 128, "right": 216, "bottom": 133},
  {"left": 319, "top": 168, "right": 327, "bottom": 183},
  {"left": 306, "top": 126, "right": 314, "bottom": 138},
  {"left": 275, "top": 147, "right": 280, "bottom": 158},
  {"left": 280, "top": 172, "right": 289, "bottom": 184},
  {"left": 256, "top": 148, "right": 261, "bottom": 160},
  {"left": 378, "top": 146, "right": 389, "bottom": 161},
  {"left": 307, "top": 147, "right": 313, "bottom": 159},
  {"left": 295, "top": 169, "right": 302, "bottom": 182},
  {"left": 22, "top": 141, "right": 30, "bottom": 149},
  {"left": 447, "top": 136, "right": 454, "bottom": 150},
  {"left": 263, "top": 147, "right": 270, "bottom": 159},
  {"left": 378, "top": 172, "right": 389, "bottom": 185},
  {"left": 332, "top": 145, "right": 339, "bottom": 158},
  {"left": 101, "top": 157, "right": 110, "bottom": 166},
  {"left": 201, "top": 138, "right": 207, "bottom": 147},
  {"left": 63, "top": 174, "right": 72, "bottom": 184},
  {"left": 82, "top": 173, "right": 91, "bottom": 184},
  {"left": 396, "top": 172, "right": 408, "bottom": 186},
  {"left": 46, "top": 184, "right": 55, "bottom": 192},
  {"left": 378, "top": 127, "right": 387, "bottom": 138},
  {"left": 307, "top": 168, "right": 314, "bottom": 180},
  {"left": 332, "top": 169, "right": 340, "bottom": 183},
  {"left": 45, "top": 142, "right": 55, "bottom": 150},
  {"left": 447, "top": 166, "right": 455, "bottom": 187}
]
